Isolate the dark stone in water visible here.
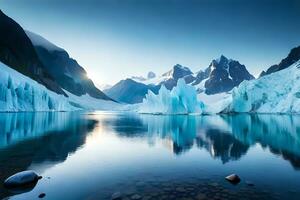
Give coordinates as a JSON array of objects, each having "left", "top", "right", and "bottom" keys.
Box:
[
  {"left": 38, "top": 193, "right": 46, "bottom": 198},
  {"left": 245, "top": 181, "right": 254, "bottom": 186},
  {"left": 111, "top": 192, "right": 122, "bottom": 200},
  {"left": 225, "top": 174, "right": 241, "bottom": 185},
  {"left": 4, "top": 170, "right": 40, "bottom": 188}
]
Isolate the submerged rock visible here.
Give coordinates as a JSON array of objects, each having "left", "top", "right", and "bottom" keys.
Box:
[
  {"left": 4, "top": 170, "right": 40, "bottom": 188},
  {"left": 131, "top": 194, "right": 142, "bottom": 200},
  {"left": 111, "top": 191, "right": 122, "bottom": 200},
  {"left": 245, "top": 181, "right": 254, "bottom": 186},
  {"left": 225, "top": 174, "right": 241, "bottom": 185}
]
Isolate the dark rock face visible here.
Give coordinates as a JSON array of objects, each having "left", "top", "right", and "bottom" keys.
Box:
[
  {"left": 0, "top": 10, "right": 66, "bottom": 96},
  {"left": 160, "top": 64, "right": 195, "bottom": 90},
  {"left": 205, "top": 55, "right": 254, "bottom": 94},
  {"left": 27, "top": 32, "right": 112, "bottom": 100},
  {"left": 260, "top": 46, "right": 300, "bottom": 77},
  {"left": 192, "top": 67, "right": 211, "bottom": 86},
  {"left": 104, "top": 79, "right": 159, "bottom": 104}
]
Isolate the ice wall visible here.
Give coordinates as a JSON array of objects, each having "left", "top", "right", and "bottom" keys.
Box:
[
  {"left": 139, "top": 79, "right": 204, "bottom": 114},
  {"left": 0, "top": 62, "right": 73, "bottom": 111}
]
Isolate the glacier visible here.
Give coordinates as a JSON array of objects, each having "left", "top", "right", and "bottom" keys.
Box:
[
  {"left": 0, "top": 62, "right": 73, "bottom": 111},
  {"left": 229, "top": 60, "right": 300, "bottom": 113},
  {"left": 139, "top": 79, "right": 205, "bottom": 114},
  {"left": 0, "top": 62, "right": 123, "bottom": 112}
]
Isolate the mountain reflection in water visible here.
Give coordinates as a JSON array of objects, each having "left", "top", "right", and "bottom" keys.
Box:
[{"left": 105, "top": 114, "right": 300, "bottom": 169}]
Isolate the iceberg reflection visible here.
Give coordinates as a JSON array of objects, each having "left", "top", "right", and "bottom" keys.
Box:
[
  {"left": 0, "top": 112, "right": 98, "bottom": 199},
  {"left": 110, "top": 114, "right": 300, "bottom": 168}
]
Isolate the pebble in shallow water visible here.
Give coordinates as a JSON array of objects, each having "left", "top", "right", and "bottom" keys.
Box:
[{"left": 225, "top": 174, "right": 241, "bottom": 185}]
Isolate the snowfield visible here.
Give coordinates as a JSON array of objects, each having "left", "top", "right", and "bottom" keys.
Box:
[{"left": 0, "top": 62, "right": 123, "bottom": 112}]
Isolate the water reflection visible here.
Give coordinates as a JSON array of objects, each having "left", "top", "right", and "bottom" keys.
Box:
[
  {"left": 106, "top": 114, "right": 300, "bottom": 168},
  {"left": 1, "top": 112, "right": 300, "bottom": 199},
  {"left": 0, "top": 112, "right": 97, "bottom": 199}
]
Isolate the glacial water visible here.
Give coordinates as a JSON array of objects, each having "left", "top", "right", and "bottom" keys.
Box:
[{"left": 0, "top": 112, "right": 300, "bottom": 200}]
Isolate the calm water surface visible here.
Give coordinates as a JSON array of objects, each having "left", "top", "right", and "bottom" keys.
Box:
[{"left": 0, "top": 112, "right": 300, "bottom": 200}]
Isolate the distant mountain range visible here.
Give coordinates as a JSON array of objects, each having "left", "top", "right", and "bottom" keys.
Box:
[
  {"left": 0, "top": 10, "right": 112, "bottom": 102},
  {"left": 105, "top": 55, "right": 254, "bottom": 104}
]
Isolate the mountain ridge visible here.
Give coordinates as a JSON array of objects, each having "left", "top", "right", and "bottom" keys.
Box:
[{"left": 105, "top": 56, "right": 254, "bottom": 103}]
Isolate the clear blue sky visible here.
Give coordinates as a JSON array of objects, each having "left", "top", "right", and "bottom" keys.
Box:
[{"left": 1, "top": 0, "right": 300, "bottom": 85}]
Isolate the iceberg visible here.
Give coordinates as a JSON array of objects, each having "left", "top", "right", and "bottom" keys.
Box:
[{"left": 139, "top": 79, "right": 205, "bottom": 114}]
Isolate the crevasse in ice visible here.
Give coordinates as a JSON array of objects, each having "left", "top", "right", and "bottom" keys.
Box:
[{"left": 139, "top": 78, "right": 204, "bottom": 114}]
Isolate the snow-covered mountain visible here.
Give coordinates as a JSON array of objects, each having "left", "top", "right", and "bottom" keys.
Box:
[
  {"left": 0, "top": 61, "right": 122, "bottom": 111},
  {"left": 139, "top": 57, "right": 300, "bottom": 114},
  {"left": 105, "top": 64, "right": 196, "bottom": 104},
  {"left": 107, "top": 57, "right": 253, "bottom": 104},
  {"left": 25, "top": 31, "right": 113, "bottom": 101},
  {"left": 143, "top": 64, "right": 195, "bottom": 88},
  {"left": 0, "top": 10, "right": 112, "bottom": 101},
  {"left": 260, "top": 46, "right": 300, "bottom": 77},
  {"left": 0, "top": 10, "right": 121, "bottom": 111},
  {"left": 202, "top": 55, "right": 254, "bottom": 94},
  {"left": 0, "top": 10, "right": 66, "bottom": 96}
]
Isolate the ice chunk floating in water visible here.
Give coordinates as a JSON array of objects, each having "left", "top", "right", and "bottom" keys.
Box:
[{"left": 139, "top": 79, "right": 204, "bottom": 114}]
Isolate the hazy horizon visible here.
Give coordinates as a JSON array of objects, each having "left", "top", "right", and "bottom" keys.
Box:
[{"left": 1, "top": 0, "right": 300, "bottom": 86}]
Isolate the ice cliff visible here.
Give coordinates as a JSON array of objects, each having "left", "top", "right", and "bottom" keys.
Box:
[
  {"left": 139, "top": 79, "right": 205, "bottom": 114},
  {"left": 0, "top": 62, "right": 72, "bottom": 111},
  {"left": 229, "top": 60, "right": 300, "bottom": 113}
]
